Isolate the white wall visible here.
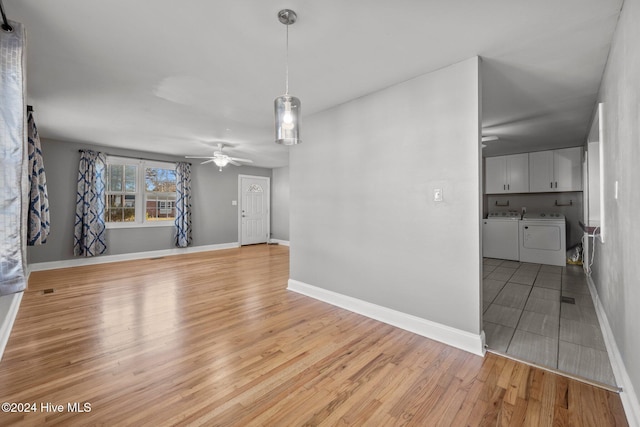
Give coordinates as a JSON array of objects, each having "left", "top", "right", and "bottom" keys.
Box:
[
  {"left": 592, "top": 0, "right": 640, "bottom": 419},
  {"left": 290, "top": 57, "right": 482, "bottom": 336},
  {"left": 271, "top": 166, "right": 290, "bottom": 241}
]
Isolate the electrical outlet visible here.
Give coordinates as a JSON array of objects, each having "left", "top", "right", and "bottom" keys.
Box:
[{"left": 433, "top": 188, "right": 443, "bottom": 202}]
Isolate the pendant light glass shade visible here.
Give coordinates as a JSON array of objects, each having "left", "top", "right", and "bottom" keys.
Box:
[
  {"left": 274, "top": 94, "right": 301, "bottom": 145},
  {"left": 274, "top": 9, "right": 301, "bottom": 145}
]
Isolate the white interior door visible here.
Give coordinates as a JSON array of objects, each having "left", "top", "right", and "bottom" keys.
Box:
[{"left": 239, "top": 175, "right": 270, "bottom": 245}]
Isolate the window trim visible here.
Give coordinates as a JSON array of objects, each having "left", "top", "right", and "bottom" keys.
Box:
[{"left": 105, "top": 156, "right": 177, "bottom": 229}]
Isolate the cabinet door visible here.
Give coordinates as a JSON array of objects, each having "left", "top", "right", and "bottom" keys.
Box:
[
  {"left": 506, "top": 153, "right": 529, "bottom": 193},
  {"left": 554, "top": 147, "right": 583, "bottom": 191},
  {"left": 485, "top": 156, "right": 507, "bottom": 193},
  {"left": 529, "top": 151, "right": 554, "bottom": 192}
]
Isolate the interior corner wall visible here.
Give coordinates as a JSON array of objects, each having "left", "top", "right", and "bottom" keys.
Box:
[
  {"left": 290, "top": 57, "right": 482, "bottom": 334},
  {"left": 271, "top": 166, "right": 290, "bottom": 241},
  {"left": 591, "top": 0, "right": 640, "bottom": 412},
  {"left": 26, "top": 139, "right": 271, "bottom": 264}
]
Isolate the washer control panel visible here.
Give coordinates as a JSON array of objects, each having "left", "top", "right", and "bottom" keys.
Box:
[{"left": 488, "top": 211, "right": 521, "bottom": 219}]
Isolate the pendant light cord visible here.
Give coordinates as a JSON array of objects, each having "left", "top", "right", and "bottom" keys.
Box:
[
  {"left": 285, "top": 22, "right": 289, "bottom": 95},
  {"left": 1, "top": 0, "right": 14, "bottom": 32}
]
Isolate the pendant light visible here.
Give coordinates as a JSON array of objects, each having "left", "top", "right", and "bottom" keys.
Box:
[{"left": 274, "top": 9, "right": 301, "bottom": 145}]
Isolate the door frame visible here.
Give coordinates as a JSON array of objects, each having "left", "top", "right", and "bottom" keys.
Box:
[{"left": 237, "top": 174, "right": 271, "bottom": 245}]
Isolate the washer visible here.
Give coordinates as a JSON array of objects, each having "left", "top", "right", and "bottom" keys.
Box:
[
  {"left": 483, "top": 211, "right": 521, "bottom": 261},
  {"left": 519, "top": 212, "right": 566, "bottom": 266}
]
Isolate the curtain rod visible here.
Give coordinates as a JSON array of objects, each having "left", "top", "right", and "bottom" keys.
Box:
[
  {"left": 78, "top": 149, "right": 192, "bottom": 166},
  {"left": 0, "top": 0, "right": 13, "bottom": 32}
]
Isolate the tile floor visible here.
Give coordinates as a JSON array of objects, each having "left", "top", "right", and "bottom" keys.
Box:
[{"left": 482, "top": 258, "right": 616, "bottom": 386}]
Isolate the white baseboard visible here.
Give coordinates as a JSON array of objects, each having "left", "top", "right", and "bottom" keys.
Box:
[
  {"left": 287, "top": 279, "right": 485, "bottom": 356},
  {"left": 587, "top": 276, "right": 640, "bottom": 427},
  {"left": 28, "top": 242, "right": 240, "bottom": 272},
  {"left": 0, "top": 291, "right": 23, "bottom": 362},
  {"left": 269, "top": 239, "right": 290, "bottom": 246}
]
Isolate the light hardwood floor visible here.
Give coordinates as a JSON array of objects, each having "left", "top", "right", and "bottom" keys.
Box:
[{"left": 0, "top": 245, "right": 628, "bottom": 426}]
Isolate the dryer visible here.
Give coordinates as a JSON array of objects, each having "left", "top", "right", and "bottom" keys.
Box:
[{"left": 519, "top": 212, "right": 566, "bottom": 266}]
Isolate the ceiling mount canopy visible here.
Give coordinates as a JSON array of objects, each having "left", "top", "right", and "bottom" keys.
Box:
[
  {"left": 277, "top": 9, "right": 297, "bottom": 25},
  {"left": 274, "top": 9, "right": 301, "bottom": 146}
]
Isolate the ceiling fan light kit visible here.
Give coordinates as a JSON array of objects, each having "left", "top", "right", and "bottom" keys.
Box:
[
  {"left": 274, "top": 9, "right": 301, "bottom": 145},
  {"left": 213, "top": 157, "right": 230, "bottom": 170}
]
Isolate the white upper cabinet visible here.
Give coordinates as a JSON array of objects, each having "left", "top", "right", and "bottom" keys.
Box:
[
  {"left": 554, "top": 147, "right": 583, "bottom": 192},
  {"left": 485, "top": 153, "right": 529, "bottom": 194},
  {"left": 529, "top": 151, "right": 555, "bottom": 191},
  {"left": 506, "top": 153, "right": 530, "bottom": 193},
  {"left": 529, "top": 147, "right": 583, "bottom": 192},
  {"left": 485, "top": 156, "right": 507, "bottom": 194}
]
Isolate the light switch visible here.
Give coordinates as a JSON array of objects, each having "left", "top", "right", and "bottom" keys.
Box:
[
  {"left": 433, "top": 188, "right": 443, "bottom": 202},
  {"left": 232, "top": 200, "right": 237, "bottom": 206}
]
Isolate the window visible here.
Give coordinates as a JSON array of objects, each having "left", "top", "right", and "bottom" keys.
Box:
[
  {"left": 105, "top": 157, "right": 177, "bottom": 228},
  {"left": 106, "top": 163, "right": 137, "bottom": 222},
  {"left": 145, "top": 167, "right": 177, "bottom": 221}
]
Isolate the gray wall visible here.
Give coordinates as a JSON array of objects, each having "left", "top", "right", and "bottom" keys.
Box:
[
  {"left": 486, "top": 192, "right": 584, "bottom": 248},
  {"left": 271, "top": 166, "right": 290, "bottom": 241},
  {"left": 290, "top": 57, "right": 482, "bottom": 334},
  {"left": 27, "top": 139, "right": 271, "bottom": 263},
  {"left": 592, "top": 0, "right": 640, "bottom": 408}
]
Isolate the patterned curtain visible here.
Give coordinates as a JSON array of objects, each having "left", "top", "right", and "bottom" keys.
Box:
[
  {"left": 175, "top": 162, "right": 192, "bottom": 248},
  {"left": 0, "top": 20, "right": 27, "bottom": 296},
  {"left": 74, "top": 150, "right": 107, "bottom": 256},
  {"left": 27, "top": 110, "right": 50, "bottom": 245}
]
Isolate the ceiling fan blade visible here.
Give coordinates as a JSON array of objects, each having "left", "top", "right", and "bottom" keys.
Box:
[
  {"left": 228, "top": 160, "right": 241, "bottom": 166},
  {"left": 229, "top": 157, "right": 253, "bottom": 163},
  {"left": 200, "top": 159, "right": 215, "bottom": 165},
  {"left": 185, "top": 156, "right": 214, "bottom": 159},
  {"left": 481, "top": 136, "right": 500, "bottom": 143}
]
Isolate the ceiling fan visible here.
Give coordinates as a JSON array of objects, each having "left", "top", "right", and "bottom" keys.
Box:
[{"left": 185, "top": 143, "right": 253, "bottom": 171}]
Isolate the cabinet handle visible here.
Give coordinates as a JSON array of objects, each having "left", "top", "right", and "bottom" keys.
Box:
[
  {"left": 555, "top": 182, "right": 557, "bottom": 188},
  {"left": 550, "top": 182, "right": 553, "bottom": 188},
  {"left": 508, "top": 184, "right": 510, "bottom": 190},
  {"left": 503, "top": 184, "right": 506, "bottom": 190}
]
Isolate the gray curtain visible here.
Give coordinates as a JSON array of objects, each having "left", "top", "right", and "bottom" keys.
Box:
[
  {"left": 74, "top": 150, "right": 107, "bottom": 256},
  {"left": 174, "top": 162, "right": 192, "bottom": 247},
  {"left": 27, "top": 110, "right": 50, "bottom": 245},
  {"left": 0, "top": 21, "right": 27, "bottom": 296}
]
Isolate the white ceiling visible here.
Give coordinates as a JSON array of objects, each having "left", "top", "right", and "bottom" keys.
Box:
[{"left": 5, "top": 0, "right": 623, "bottom": 166}]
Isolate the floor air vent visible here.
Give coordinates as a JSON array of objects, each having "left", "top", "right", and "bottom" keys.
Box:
[
  {"left": 561, "top": 296, "right": 576, "bottom": 304},
  {"left": 43, "top": 288, "right": 54, "bottom": 295},
  {"left": 149, "top": 257, "right": 165, "bottom": 260}
]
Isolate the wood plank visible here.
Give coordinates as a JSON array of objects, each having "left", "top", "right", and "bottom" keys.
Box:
[
  {"left": 499, "top": 397, "right": 528, "bottom": 426},
  {"left": 0, "top": 245, "right": 628, "bottom": 426}
]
